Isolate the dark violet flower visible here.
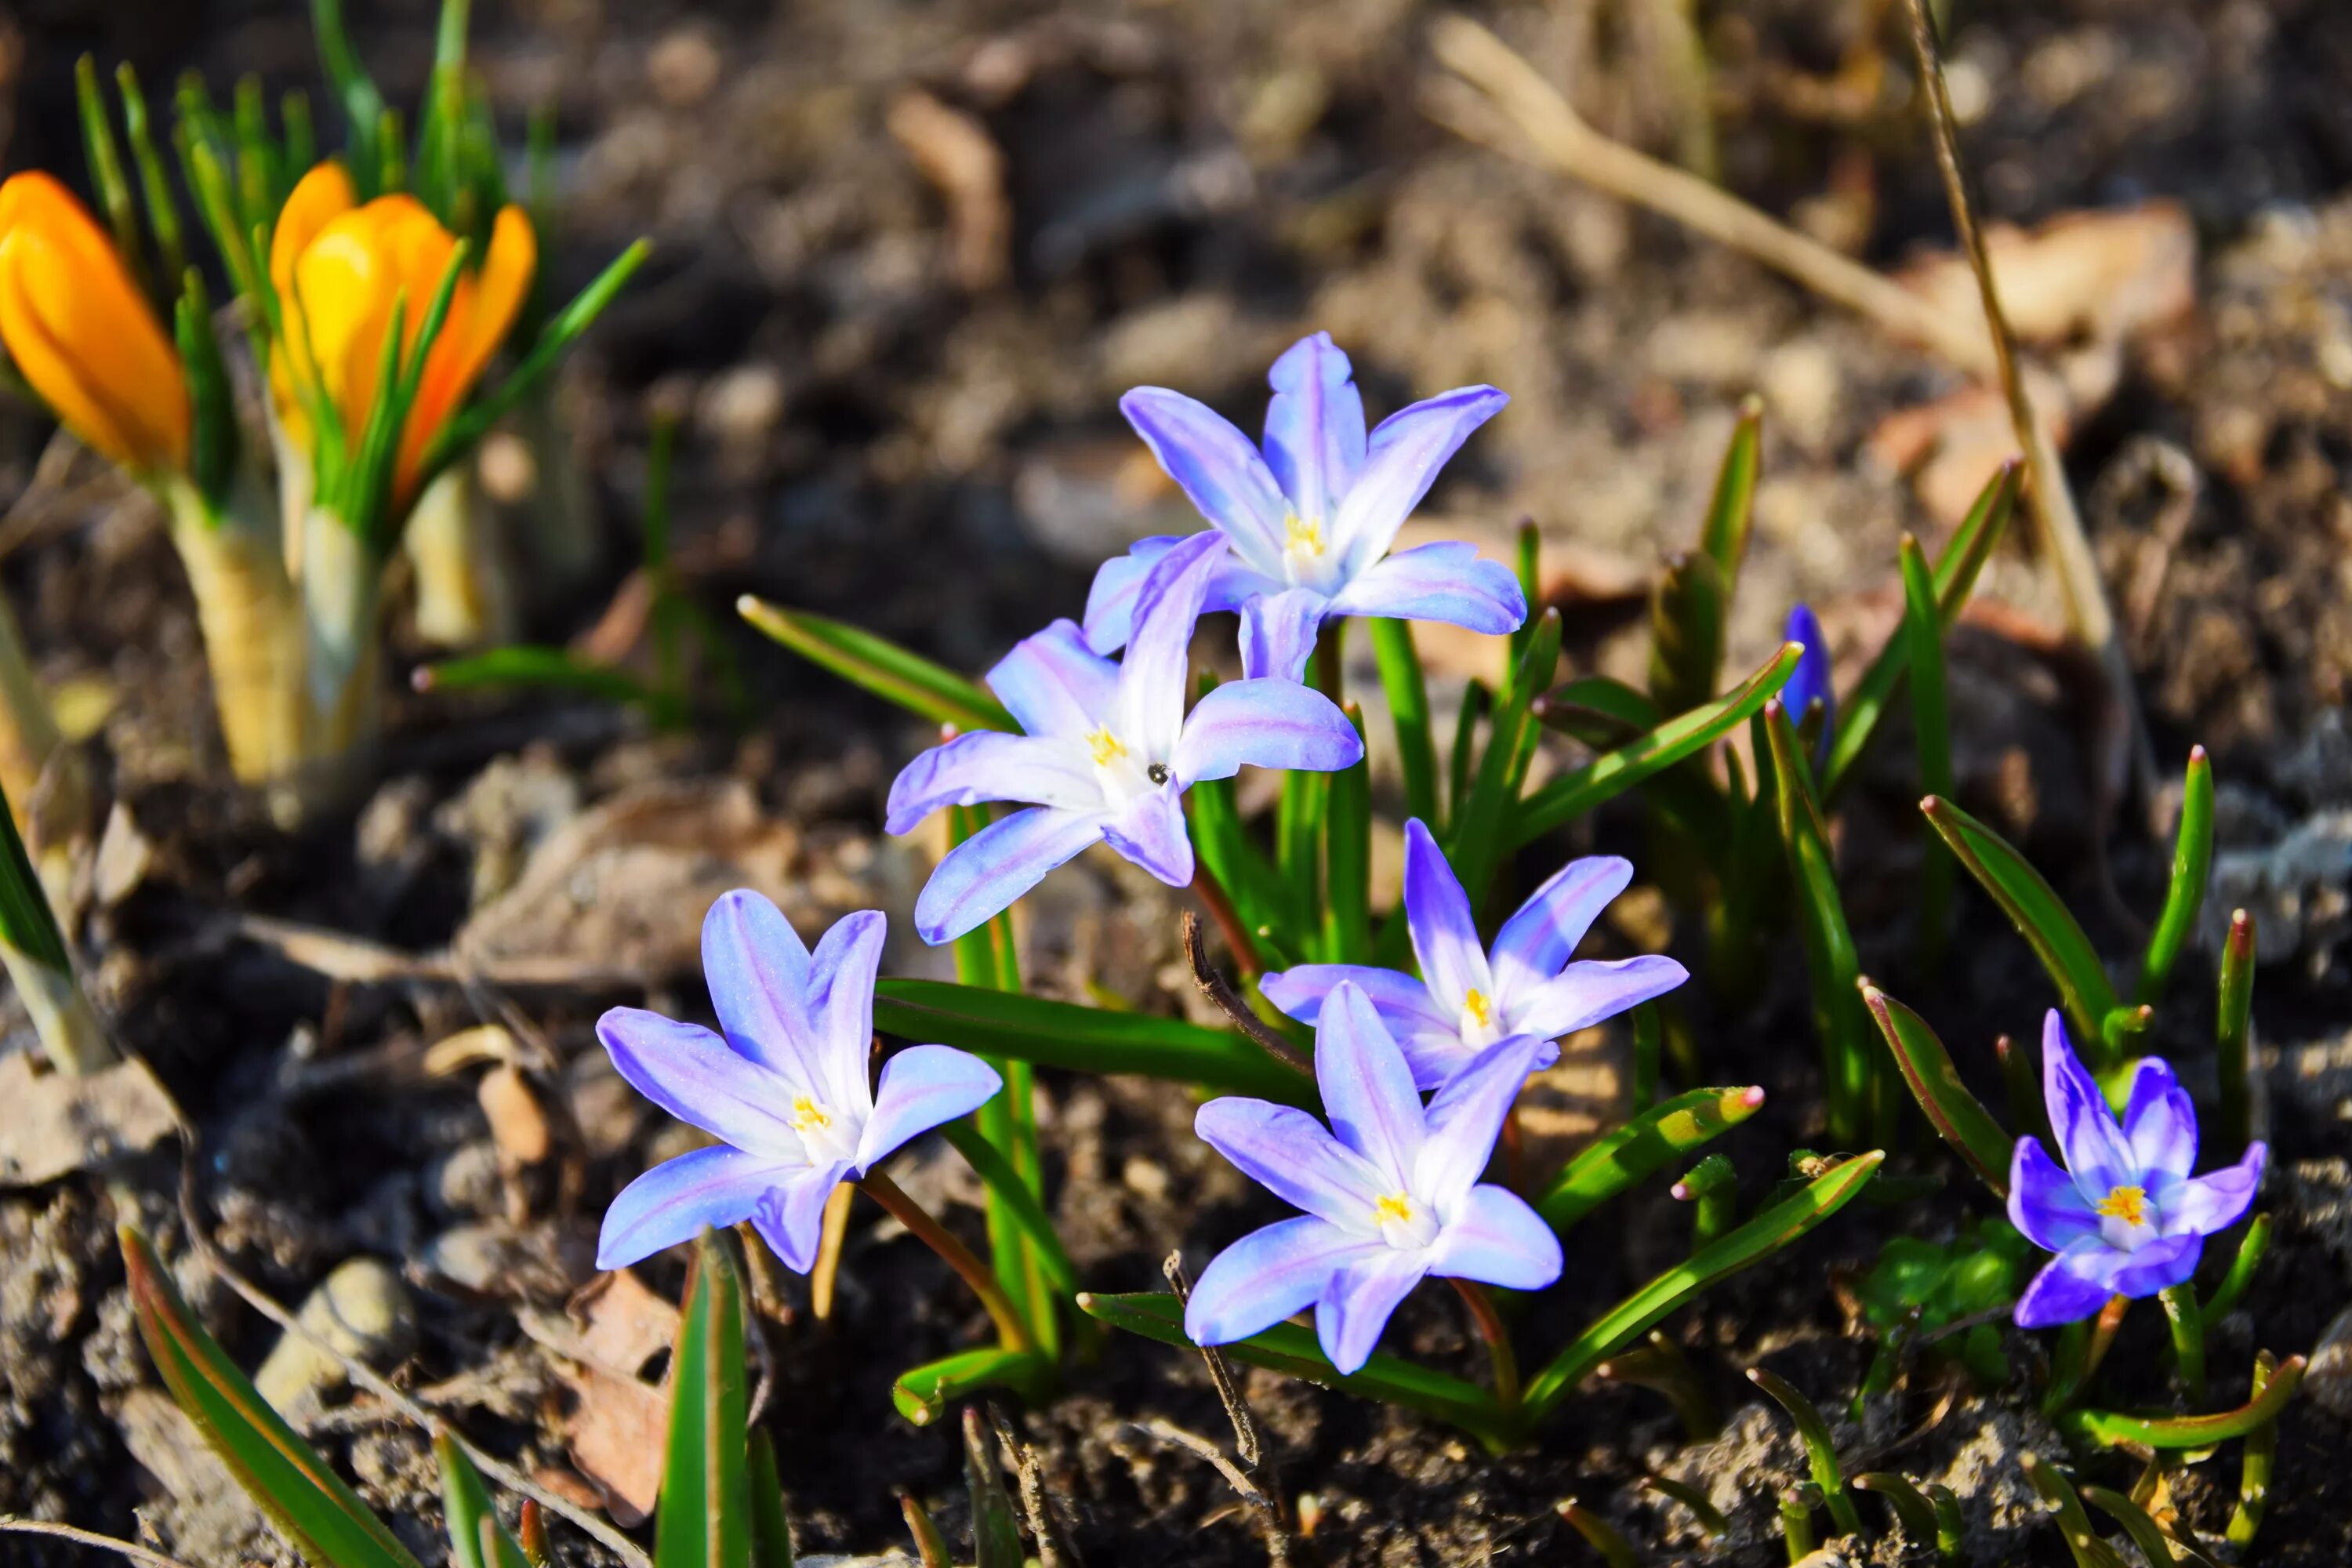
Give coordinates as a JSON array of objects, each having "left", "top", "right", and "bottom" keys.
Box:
[
  {"left": 1781, "top": 604, "right": 1832, "bottom": 756},
  {"left": 1260, "top": 818, "right": 1687, "bottom": 1090},
  {"left": 2007, "top": 1011, "right": 2266, "bottom": 1329},
  {"left": 1083, "top": 332, "right": 1523, "bottom": 682},
  {"left": 596, "top": 892, "right": 1002, "bottom": 1272},
  {"left": 888, "top": 531, "right": 1363, "bottom": 945},
  {"left": 1185, "top": 982, "right": 1563, "bottom": 1373}
]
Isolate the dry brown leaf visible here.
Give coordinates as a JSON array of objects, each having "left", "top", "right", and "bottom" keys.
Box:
[
  {"left": 573, "top": 1269, "right": 682, "bottom": 1377},
  {"left": 0, "top": 1050, "right": 180, "bottom": 1187},
  {"left": 887, "top": 89, "right": 1010, "bottom": 290},
  {"left": 1895, "top": 201, "right": 2196, "bottom": 347},
  {"left": 479, "top": 1064, "right": 553, "bottom": 1165}
]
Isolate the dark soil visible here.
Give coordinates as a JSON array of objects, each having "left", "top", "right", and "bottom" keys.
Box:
[{"left": 3, "top": 1, "right": 2352, "bottom": 1564}]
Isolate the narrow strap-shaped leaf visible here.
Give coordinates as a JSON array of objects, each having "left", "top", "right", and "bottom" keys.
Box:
[
  {"left": 747, "top": 1430, "right": 797, "bottom": 1568},
  {"left": 2081, "top": 1482, "right": 2214, "bottom": 1568},
  {"left": 1555, "top": 1499, "right": 1640, "bottom": 1568},
  {"left": 2020, "top": 1453, "right": 2130, "bottom": 1568},
  {"left": 1534, "top": 1085, "right": 1766, "bottom": 1235},
  {"left": 1523, "top": 1151, "right": 1883, "bottom": 1420},
  {"left": 901, "top": 1492, "right": 951, "bottom": 1567},
  {"left": 1446, "top": 677, "right": 1490, "bottom": 836},
  {"left": 1508, "top": 521, "right": 1541, "bottom": 666},
  {"left": 1750, "top": 1368, "right": 1860, "bottom": 1535},
  {"left": 1899, "top": 535, "right": 1956, "bottom": 970},
  {"left": 2137, "top": 747, "right": 2213, "bottom": 1004},
  {"left": 309, "top": 0, "right": 387, "bottom": 194},
  {"left": 1450, "top": 608, "right": 1561, "bottom": 908},
  {"left": 418, "top": 645, "right": 680, "bottom": 720},
  {"left": 74, "top": 57, "right": 144, "bottom": 286},
  {"left": 942, "top": 1121, "right": 1078, "bottom": 1299},
  {"left": 1646, "top": 551, "right": 1726, "bottom": 717},
  {"left": 963, "top": 1406, "right": 1025, "bottom": 1568},
  {"left": 2203, "top": 1212, "right": 2269, "bottom": 1320},
  {"left": 2226, "top": 1352, "right": 2278, "bottom": 1549},
  {"left": 1276, "top": 766, "right": 1326, "bottom": 944},
  {"left": 1370, "top": 618, "right": 1439, "bottom": 828},
  {"left": 1535, "top": 674, "right": 1661, "bottom": 747},
  {"left": 891, "top": 1347, "right": 1052, "bottom": 1428},
  {"left": 738, "top": 597, "right": 1014, "bottom": 734},
  {"left": 1188, "top": 771, "right": 1287, "bottom": 938},
  {"left": 655, "top": 1232, "right": 751, "bottom": 1568},
  {"left": 2216, "top": 909, "right": 2256, "bottom": 1153},
  {"left": 2060, "top": 1355, "right": 2304, "bottom": 1449},
  {"left": 1766, "top": 706, "right": 1872, "bottom": 1147},
  {"left": 437, "top": 1429, "right": 527, "bottom": 1568},
  {"left": 1698, "top": 396, "right": 1763, "bottom": 588},
  {"left": 1642, "top": 1475, "right": 1728, "bottom": 1538},
  {"left": 116, "top": 65, "right": 186, "bottom": 285},
  {"left": 120, "top": 1226, "right": 422, "bottom": 1568},
  {"left": 1853, "top": 1472, "right": 1940, "bottom": 1545},
  {"left": 1322, "top": 703, "right": 1373, "bottom": 964},
  {"left": 1862, "top": 982, "right": 2011, "bottom": 1197}
]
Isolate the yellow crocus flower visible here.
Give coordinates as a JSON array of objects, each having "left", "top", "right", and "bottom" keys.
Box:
[{"left": 0, "top": 171, "right": 188, "bottom": 476}]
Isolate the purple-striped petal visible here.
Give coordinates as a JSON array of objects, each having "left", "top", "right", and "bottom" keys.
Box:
[
  {"left": 807, "top": 911, "right": 887, "bottom": 1111},
  {"left": 1116, "top": 531, "right": 1229, "bottom": 760},
  {"left": 1081, "top": 541, "right": 1181, "bottom": 658},
  {"left": 1260, "top": 964, "right": 1451, "bottom": 1037},
  {"left": 1325, "top": 543, "right": 1526, "bottom": 635},
  {"left": 1099, "top": 787, "right": 1195, "bottom": 887},
  {"left": 2013, "top": 1246, "right": 2123, "bottom": 1329},
  {"left": 986, "top": 619, "right": 1122, "bottom": 739},
  {"left": 1173, "top": 677, "right": 1363, "bottom": 786},
  {"left": 885, "top": 730, "right": 1101, "bottom": 834},
  {"left": 597, "top": 1145, "right": 798, "bottom": 1269},
  {"left": 2122, "top": 1057, "right": 2198, "bottom": 1185},
  {"left": 1313, "top": 982, "right": 1428, "bottom": 1192},
  {"left": 1263, "top": 332, "right": 1365, "bottom": 526},
  {"left": 750, "top": 1163, "right": 854, "bottom": 1273},
  {"left": 1505, "top": 956, "right": 1689, "bottom": 1044},
  {"left": 701, "top": 890, "right": 819, "bottom": 1088},
  {"left": 2062, "top": 1231, "right": 2204, "bottom": 1300},
  {"left": 1237, "top": 586, "right": 1330, "bottom": 683},
  {"left": 2042, "top": 1011, "right": 2136, "bottom": 1199},
  {"left": 2008, "top": 1137, "right": 2102, "bottom": 1252},
  {"left": 1185, "top": 1214, "right": 1381, "bottom": 1348},
  {"left": 597, "top": 1007, "right": 803, "bottom": 1160},
  {"left": 1195, "top": 1097, "right": 1388, "bottom": 1229},
  {"left": 857, "top": 1045, "right": 1002, "bottom": 1174},
  {"left": 1428, "top": 1185, "right": 1563, "bottom": 1290},
  {"left": 913, "top": 806, "right": 1107, "bottom": 945},
  {"left": 1120, "top": 387, "right": 1290, "bottom": 575},
  {"left": 1316, "top": 1249, "right": 1428, "bottom": 1374},
  {"left": 1396, "top": 1027, "right": 1538, "bottom": 1094},
  {"left": 1416, "top": 1034, "right": 1545, "bottom": 1209},
  {"left": 2160, "top": 1142, "right": 2265, "bottom": 1240},
  {"left": 1403, "top": 818, "right": 1494, "bottom": 1025},
  {"left": 1489, "top": 855, "right": 1634, "bottom": 1005},
  {"left": 1329, "top": 387, "right": 1508, "bottom": 573}
]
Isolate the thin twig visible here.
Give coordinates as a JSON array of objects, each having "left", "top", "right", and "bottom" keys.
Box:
[
  {"left": 989, "top": 1403, "right": 1083, "bottom": 1568},
  {"left": 0, "top": 1518, "right": 201, "bottom": 1568},
  {"left": 1181, "top": 913, "right": 1313, "bottom": 1077},
  {"left": 1161, "top": 1254, "right": 1298, "bottom": 1566},
  {"left": 1131, "top": 1421, "right": 1296, "bottom": 1568},
  {"left": 1164, "top": 1253, "right": 1265, "bottom": 1468}
]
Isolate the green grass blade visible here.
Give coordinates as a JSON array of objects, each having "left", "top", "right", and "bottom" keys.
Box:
[
  {"left": 1646, "top": 551, "right": 1726, "bottom": 717},
  {"left": 1534, "top": 1085, "right": 1766, "bottom": 1235},
  {"left": 1555, "top": 1498, "right": 1641, "bottom": 1568},
  {"left": 2137, "top": 746, "right": 2214, "bottom": 1004},
  {"left": 309, "top": 0, "right": 387, "bottom": 194},
  {"left": 2227, "top": 1352, "right": 2278, "bottom": 1549},
  {"left": 2217, "top": 909, "right": 2255, "bottom": 1152},
  {"left": 2020, "top": 1453, "right": 2129, "bottom": 1568},
  {"left": 962, "top": 1406, "right": 1024, "bottom": 1568},
  {"left": 746, "top": 1431, "right": 796, "bottom": 1568},
  {"left": 1509, "top": 521, "right": 1541, "bottom": 667},
  {"left": 2060, "top": 1354, "right": 2303, "bottom": 1449},
  {"left": 117, "top": 65, "right": 187, "bottom": 285},
  {"left": 75, "top": 57, "right": 144, "bottom": 288},
  {"left": 437, "top": 1429, "right": 526, "bottom": 1568},
  {"left": 2204, "top": 1212, "right": 2270, "bottom": 1320},
  {"left": 1276, "top": 766, "right": 1326, "bottom": 944},
  {"left": 1853, "top": 1472, "right": 1941, "bottom": 1546},
  {"left": 1861, "top": 982, "right": 2011, "bottom": 1197},
  {"left": 1447, "top": 608, "right": 1560, "bottom": 905},
  {"left": 738, "top": 597, "right": 1014, "bottom": 734},
  {"left": 1446, "top": 677, "right": 1490, "bottom": 833},
  {"left": 120, "top": 1226, "right": 423, "bottom": 1568},
  {"left": 942, "top": 1120, "right": 1078, "bottom": 1301},
  {"left": 1900, "top": 535, "right": 1956, "bottom": 969},
  {"left": 1766, "top": 705, "right": 1872, "bottom": 1146},
  {"left": 417, "top": 645, "right": 678, "bottom": 718},
  {"left": 2080, "top": 1482, "right": 2209, "bottom": 1568},
  {"left": 1188, "top": 772, "right": 1287, "bottom": 936},
  {"left": 1370, "top": 618, "right": 1440, "bottom": 827},
  {"left": 1535, "top": 674, "right": 1660, "bottom": 747},
  {"left": 891, "top": 1347, "right": 1052, "bottom": 1428},
  {"left": 1749, "top": 1368, "right": 1860, "bottom": 1535},
  {"left": 1698, "top": 395, "right": 1762, "bottom": 588},
  {"left": 655, "top": 1232, "right": 751, "bottom": 1568},
  {"left": 1523, "top": 1151, "right": 1884, "bottom": 1420},
  {"left": 1323, "top": 703, "right": 1372, "bottom": 963}
]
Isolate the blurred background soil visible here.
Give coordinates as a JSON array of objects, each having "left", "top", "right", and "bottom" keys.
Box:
[{"left": 4, "top": 1, "right": 2352, "bottom": 1563}]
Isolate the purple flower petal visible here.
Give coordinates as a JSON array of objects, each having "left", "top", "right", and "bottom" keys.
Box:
[
  {"left": 1506, "top": 956, "right": 1690, "bottom": 1044},
  {"left": 1324, "top": 542, "right": 1526, "bottom": 635},
  {"left": 1415, "top": 1034, "right": 1546, "bottom": 1209},
  {"left": 2042, "top": 1011, "right": 2136, "bottom": 1198},
  {"left": 1080, "top": 542, "right": 1181, "bottom": 658},
  {"left": 2122, "top": 1057, "right": 2198, "bottom": 1185},
  {"left": 1489, "top": 855, "right": 1635, "bottom": 1004},
  {"left": 1173, "top": 677, "right": 1363, "bottom": 786},
  {"left": 1263, "top": 332, "right": 1365, "bottom": 526},
  {"left": 857, "top": 1045, "right": 1003, "bottom": 1174},
  {"left": 1120, "top": 387, "right": 1290, "bottom": 576},
  {"left": 1237, "top": 586, "right": 1330, "bottom": 683},
  {"left": 1099, "top": 787, "right": 1195, "bottom": 887},
  {"left": 700, "top": 890, "right": 819, "bottom": 1087},
  {"left": 1428, "top": 1185, "right": 1563, "bottom": 1290},
  {"left": 807, "top": 910, "right": 887, "bottom": 1111},
  {"left": 1185, "top": 1214, "right": 1380, "bottom": 1348},
  {"left": 2062, "top": 1231, "right": 2204, "bottom": 1299},
  {"left": 913, "top": 806, "right": 1107, "bottom": 945},
  {"left": 2008, "top": 1137, "right": 2102, "bottom": 1252},
  {"left": 1329, "top": 386, "right": 1508, "bottom": 574},
  {"left": 986, "top": 619, "right": 1123, "bottom": 738},
  {"left": 1194, "top": 1097, "right": 1389, "bottom": 1228},
  {"left": 750, "top": 1163, "right": 854, "bottom": 1273},
  {"left": 1259, "top": 964, "right": 1452, "bottom": 1039},
  {"left": 1781, "top": 604, "right": 1833, "bottom": 739},
  {"left": 1316, "top": 1250, "right": 1428, "bottom": 1374},
  {"left": 597, "top": 1145, "right": 797, "bottom": 1270},
  {"left": 2160, "top": 1142, "right": 2265, "bottom": 1240},
  {"left": 1313, "top": 982, "right": 1428, "bottom": 1192},
  {"left": 1402, "top": 818, "right": 1494, "bottom": 1025},
  {"left": 597, "top": 1007, "right": 803, "bottom": 1159},
  {"left": 885, "top": 730, "right": 1100, "bottom": 834},
  {"left": 1395, "top": 1029, "right": 1548, "bottom": 1094},
  {"left": 1116, "top": 531, "right": 1229, "bottom": 760},
  {"left": 2013, "top": 1246, "right": 2122, "bottom": 1329}
]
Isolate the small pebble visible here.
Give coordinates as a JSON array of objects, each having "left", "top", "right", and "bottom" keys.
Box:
[{"left": 252, "top": 1258, "right": 417, "bottom": 1421}]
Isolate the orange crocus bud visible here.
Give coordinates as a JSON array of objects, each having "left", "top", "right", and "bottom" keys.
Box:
[{"left": 0, "top": 172, "right": 188, "bottom": 476}]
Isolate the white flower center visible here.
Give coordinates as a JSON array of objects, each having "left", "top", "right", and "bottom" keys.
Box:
[
  {"left": 1084, "top": 722, "right": 1166, "bottom": 807},
  {"left": 789, "top": 1094, "right": 858, "bottom": 1164},
  {"left": 1458, "top": 985, "right": 1504, "bottom": 1049},
  {"left": 1280, "top": 510, "right": 1345, "bottom": 593},
  {"left": 1373, "top": 1190, "right": 1439, "bottom": 1251},
  {"left": 2096, "top": 1183, "right": 2155, "bottom": 1251}
]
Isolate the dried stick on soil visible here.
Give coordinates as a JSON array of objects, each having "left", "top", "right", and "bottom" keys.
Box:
[
  {"left": 989, "top": 1403, "right": 1083, "bottom": 1568},
  {"left": 0, "top": 1518, "right": 201, "bottom": 1568},
  {"left": 1181, "top": 912, "right": 1313, "bottom": 1077},
  {"left": 1133, "top": 1420, "right": 1298, "bottom": 1568},
  {"left": 1161, "top": 1253, "right": 1300, "bottom": 1566}
]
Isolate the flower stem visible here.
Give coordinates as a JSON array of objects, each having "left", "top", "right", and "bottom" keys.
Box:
[
  {"left": 857, "top": 1170, "right": 1035, "bottom": 1353},
  {"left": 1447, "top": 1277, "right": 1520, "bottom": 1416},
  {"left": 1189, "top": 862, "right": 1264, "bottom": 976},
  {"left": 1314, "top": 628, "right": 1344, "bottom": 704},
  {"left": 2158, "top": 1283, "right": 2207, "bottom": 1406},
  {"left": 809, "top": 1180, "right": 855, "bottom": 1319},
  {"left": 2043, "top": 1293, "right": 2129, "bottom": 1414}
]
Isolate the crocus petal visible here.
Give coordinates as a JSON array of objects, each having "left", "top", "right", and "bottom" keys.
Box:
[
  {"left": 2008, "top": 1138, "right": 2102, "bottom": 1253},
  {"left": 398, "top": 202, "right": 533, "bottom": 506},
  {"left": 750, "top": 1163, "right": 854, "bottom": 1273},
  {"left": 1172, "top": 677, "right": 1363, "bottom": 785},
  {"left": 884, "top": 730, "right": 1101, "bottom": 833},
  {"left": 1099, "top": 787, "right": 1195, "bottom": 887},
  {"left": 1313, "top": 983, "right": 1428, "bottom": 1192},
  {"left": 988, "top": 618, "right": 1123, "bottom": 739},
  {"left": 1780, "top": 604, "right": 1833, "bottom": 736},
  {"left": 1259, "top": 965, "right": 1453, "bottom": 1039},
  {"left": 1083, "top": 540, "right": 1277, "bottom": 657},
  {"left": 596, "top": 1145, "right": 797, "bottom": 1269},
  {"left": 597, "top": 1007, "right": 804, "bottom": 1159},
  {"left": 2121, "top": 1057, "right": 2199, "bottom": 1185},
  {"left": 1185, "top": 1215, "right": 1381, "bottom": 1348},
  {"left": 1116, "top": 531, "right": 1229, "bottom": 760},
  {"left": 2013, "top": 1247, "right": 2124, "bottom": 1330},
  {"left": 2063, "top": 1232, "right": 2204, "bottom": 1300},
  {"left": 1427, "top": 1185, "right": 1563, "bottom": 1291},
  {"left": 1329, "top": 386, "right": 1508, "bottom": 573},
  {"left": 1120, "top": 387, "right": 1291, "bottom": 575},
  {"left": 807, "top": 910, "right": 887, "bottom": 1112},
  {"left": 857, "top": 1045, "right": 1003, "bottom": 1174},
  {"left": 2042, "top": 1011, "right": 2136, "bottom": 1199},
  {"left": 701, "top": 889, "right": 818, "bottom": 1087},
  {"left": 1237, "top": 586, "right": 1331, "bottom": 683},
  {"left": 1194, "top": 1098, "right": 1391, "bottom": 1229},
  {"left": 1316, "top": 1250, "right": 1428, "bottom": 1374},
  {"left": 1402, "top": 818, "right": 1494, "bottom": 1022},
  {"left": 1396, "top": 1029, "right": 1535, "bottom": 1094},
  {"left": 2160, "top": 1142, "right": 2266, "bottom": 1240},
  {"left": 1506, "top": 956, "right": 1690, "bottom": 1044},
  {"left": 1324, "top": 543, "right": 1526, "bottom": 637},
  {"left": 1489, "top": 855, "right": 1635, "bottom": 1005},
  {"left": 913, "top": 807, "right": 1106, "bottom": 946},
  {"left": 1262, "top": 332, "right": 1365, "bottom": 526},
  {"left": 1415, "top": 1034, "right": 1546, "bottom": 1209}
]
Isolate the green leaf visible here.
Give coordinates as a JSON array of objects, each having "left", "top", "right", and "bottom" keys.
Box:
[
  {"left": 1448, "top": 608, "right": 1560, "bottom": 906},
  {"left": 1852, "top": 1472, "right": 1941, "bottom": 1547},
  {"left": 942, "top": 1120, "right": 1078, "bottom": 1301},
  {"left": 1321, "top": 704, "right": 1372, "bottom": 963},
  {"left": 1749, "top": 1367, "right": 1861, "bottom": 1535},
  {"left": 2217, "top": 909, "right": 2256, "bottom": 1152},
  {"left": 1698, "top": 395, "right": 1763, "bottom": 588},
  {"left": 2204, "top": 1212, "right": 2270, "bottom": 1321},
  {"left": 655, "top": 1232, "right": 751, "bottom": 1568},
  {"left": 437, "top": 1429, "right": 527, "bottom": 1568},
  {"left": 310, "top": 0, "right": 387, "bottom": 195},
  {"left": 746, "top": 1430, "right": 796, "bottom": 1568},
  {"left": 1508, "top": 521, "right": 1542, "bottom": 669},
  {"left": 116, "top": 64, "right": 187, "bottom": 285},
  {"left": 1766, "top": 705, "right": 1873, "bottom": 1147},
  {"left": 1188, "top": 771, "right": 1287, "bottom": 938},
  {"left": 873, "top": 979, "right": 1315, "bottom": 1106},
  {"left": 1861, "top": 983, "right": 2011, "bottom": 1197},
  {"left": 1534, "top": 675, "right": 1660, "bottom": 748},
  {"left": 1899, "top": 534, "right": 1956, "bottom": 969},
  {"left": 2080, "top": 1483, "right": 2213, "bottom": 1568},
  {"left": 1646, "top": 550, "right": 1726, "bottom": 717},
  {"left": 2137, "top": 746, "right": 2214, "bottom": 1004},
  {"left": 1514, "top": 642, "right": 1800, "bottom": 847},
  {"left": 2019, "top": 1453, "right": 2129, "bottom": 1568},
  {"left": 75, "top": 56, "right": 144, "bottom": 290},
  {"left": 418, "top": 645, "right": 680, "bottom": 719},
  {"left": 738, "top": 597, "right": 1014, "bottom": 734},
  {"left": 1523, "top": 1151, "right": 1884, "bottom": 1420},
  {"left": 0, "top": 772, "right": 70, "bottom": 975},
  {"left": 2059, "top": 1355, "right": 2304, "bottom": 1450},
  {"left": 1535, "top": 1085, "right": 1766, "bottom": 1235},
  {"left": 962, "top": 1406, "right": 1024, "bottom": 1568},
  {"left": 1921, "top": 795, "right": 2125, "bottom": 1064},
  {"left": 901, "top": 1493, "right": 951, "bottom": 1567},
  {"left": 2227, "top": 1352, "right": 2279, "bottom": 1550},
  {"left": 1557, "top": 1498, "right": 1641, "bottom": 1568},
  {"left": 1370, "top": 618, "right": 1439, "bottom": 828},
  {"left": 890, "top": 1346, "right": 1052, "bottom": 1428},
  {"left": 120, "top": 1226, "right": 422, "bottom": 1568},
  {"left": 1446, "top": 677, "right": 1490, "bottom": 834},
  {"left": 1078, "top": 1290, "right": 1507, "bottom": 1443}
]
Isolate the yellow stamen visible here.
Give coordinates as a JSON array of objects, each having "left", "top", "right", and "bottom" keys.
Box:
[
  {"left": 790, "top": 1095, "right": 832, "bottom": 1131},
  {"left": 1284, "top": 511, "right": 1326, "bottom": 557},
  {"left": 1087, "top": 724, "right": 1128, "bottom": 767},
  {"left": 1374, "top": 1192, "right": 1416, "bottom": 1225},
  {"left": 1463, "top": 987, "right": 1492, "bottom": 1029},
  {"left": 2096, "top": 1185, "right": 2148, "bottom": 1228}
]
